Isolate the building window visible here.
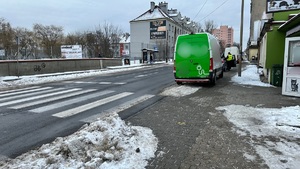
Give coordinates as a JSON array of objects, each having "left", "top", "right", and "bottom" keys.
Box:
[{"left": 288, "top": 40, "right": 300, "bottom": 67}]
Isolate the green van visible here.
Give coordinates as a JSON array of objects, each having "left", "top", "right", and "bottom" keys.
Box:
[{"left": 174, "top": 33, "right": 223, "bottom": 85}]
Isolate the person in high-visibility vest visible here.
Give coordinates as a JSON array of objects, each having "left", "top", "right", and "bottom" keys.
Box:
[{"left": 226, "top": 52, "right": 233, "bottom": 71}]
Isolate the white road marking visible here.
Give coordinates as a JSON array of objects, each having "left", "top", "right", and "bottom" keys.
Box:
[
  {"left": 10, "top": 89, "right": 97, "bottom": 109},
  {"left": 114, "top": 82, "right": 127, "bottom": 85},
  {"left": 52, "top": 92, "right": 133, "bottom": 118},
  {"left": 29, "top": 90, "right": 114, "bottom": 113},
  {"left": 0, "top": 86, "right": 40, "bottom": 95},
  {"left": 0, "top": 88, "right": 75, "bottom": 107},
  {"left": 135, "top": 75, "right": 147, "bottom": 78},
  {"left": 99, "top": 82, "right": 112, "bottom": 85},
  {"left": 64, "top": 81, "right": 97, "bottom": 84},
  {"left": 0, "top": 87, "right": 52, "bottom": 100},
  {"left": 81, "top": 94, "right": 155, "bottom": 123}
]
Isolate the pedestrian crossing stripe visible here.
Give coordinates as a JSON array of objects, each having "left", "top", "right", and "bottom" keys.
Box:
[
  {"left": 10, "top": 89, "right": 97, "bottom": 109},
  {"left": 2, "top": 86, "right": 155, "bottom": 120},
  {"left": 81, "top": 94, "right": 155, "bottom": 123},
  {"left": 99, "top": 82, "right": 112, "bottom": 85},
  {"left": 62, "top": 81, "right": 127, "bottom": 85},
  {"left": 0, "top": 87, "right": 52, "bottom": 99},
  {"left": 0, "top": 86, "right": 41, "bottom": 95},
  {"left": 66, "top": 81, "right": 97, "bottom": 84},
  {"left": 52, "top": 92, "right": 133, "bottom": 118},
  {"left": 29, "top": 90, "right": 114, "bottom": 113},
  {"left": 0, "top": 87, "right": 67, "bottom": 107}
]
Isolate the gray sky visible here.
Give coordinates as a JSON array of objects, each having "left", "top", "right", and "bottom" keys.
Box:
[{"left": 0, "top": 0, "right": 251, "bottom": 50}]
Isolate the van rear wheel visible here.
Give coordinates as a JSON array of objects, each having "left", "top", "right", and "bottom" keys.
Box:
[
  {"left": 219, "top": 70, "right": 223, "bottom": 78},
  {"left": 211, "top": 72, "right": 217, "bottom": 85}
]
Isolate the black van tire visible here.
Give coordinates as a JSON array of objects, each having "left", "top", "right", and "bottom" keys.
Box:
[
  {"left": 211, "top": 72, "right": 217, "bottom": 85},
  {"left": 219, "top": 70, "right": 223, "bottom": 78}
]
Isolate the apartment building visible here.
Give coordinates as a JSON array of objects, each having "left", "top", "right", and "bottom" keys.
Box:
[
  {"left": 248, "top": 0, "right": 272, "bottom": 60},
  {"left": 212, "top": 25, "right": 234, "bottom": 48},
  {"left": 130, "top": 1, "right": 198, "bottom": 63}
]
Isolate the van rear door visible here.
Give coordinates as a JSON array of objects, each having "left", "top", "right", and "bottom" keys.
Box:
[{"left": 175, "top": 34, "right": 210, "bottom": 79}]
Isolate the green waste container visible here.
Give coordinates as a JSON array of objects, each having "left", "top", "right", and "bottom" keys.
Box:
[{"left": 271, "top": 64, "right": 283, "bottom": 87}]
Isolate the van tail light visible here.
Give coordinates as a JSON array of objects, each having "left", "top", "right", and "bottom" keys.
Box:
[
  {"left": 209, "top": 58, "right": 213, "bottom": 71},
  {"left": 173, "top": 60, "right": 176, "bottom": 73}
]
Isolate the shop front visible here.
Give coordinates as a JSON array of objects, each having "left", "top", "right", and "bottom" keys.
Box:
[{"left": 279, "top": 13, "right": 300, "bottom": 97}]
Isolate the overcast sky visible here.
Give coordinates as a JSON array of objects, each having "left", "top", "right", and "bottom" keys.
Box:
[{"left": 0, "top": 0, "right": 251, "bottom": 49}]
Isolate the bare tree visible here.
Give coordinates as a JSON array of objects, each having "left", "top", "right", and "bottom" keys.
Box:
[
  {"left": 94, "top": 22, "right": 123, "bottom": 58},
  {"left": 204, "top": 20, "right": 217, "bottom": 34},
  {"left": 14, "top": 27, "right": 38, "bottom": 59},
  {"left": 0, "top": 18, "right": 15, "bottom": 59},
  {"left": 33, "top": 24, "right": 64, "bottom": 58}
]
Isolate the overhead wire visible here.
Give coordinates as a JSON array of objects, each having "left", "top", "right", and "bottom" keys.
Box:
[
  {"left": 193, "top": 0, "right": 208, "bottom": 21},
  {"left": 198, "top": 0, "right": 230, "bottom": 22}
]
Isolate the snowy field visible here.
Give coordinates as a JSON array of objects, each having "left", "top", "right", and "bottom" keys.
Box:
[{"left": 0, "top": 64, "right": 299, "bottom": 169}]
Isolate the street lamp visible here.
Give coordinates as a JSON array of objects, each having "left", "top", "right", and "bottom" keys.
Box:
[{"left": 238, "top": 0, "right": 244, "bottom": 77}]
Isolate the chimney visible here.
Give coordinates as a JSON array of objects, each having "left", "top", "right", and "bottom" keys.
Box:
[
  {"left": 159, "top": 1, "right": 168, "bottom": 13},
  {"left": 150, "top": 1, "right": 155, "bottom": 12}
]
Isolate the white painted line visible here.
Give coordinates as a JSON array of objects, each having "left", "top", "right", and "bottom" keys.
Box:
[
  {"left": 0, "top": 87, "right": 52, "bottom": 100},
  {"left": 0, "top": 86, "right": 40, "bottom": 95},
  {"left": 99, "top": 82, "right": 112, "bottom": 85},
  {"left": 62, "top": 81, "right": 97, "bottom": 84},
  {"left": 135, "top": 75, "right": 147, "bottom": 78},
  {"left": 52, "top": 92, "right": 133, "bottom": 118},
  {"left": 30, "top": 90, "right": 114, "bottom": 113},
  {"left": 73, "top": 81, "right": 97, "bottom": 84},
  {"left": 81, "top": 94, "right": 155, "bottom": 123},
  {"left": 10, "top": 89, "right": 96, "bottom": 109},
  {"left": 114, "top": 82, "right": 127, "bottom": 85},
  {"left": 0, "top": 88, "right": 70, "bottom": 107}
]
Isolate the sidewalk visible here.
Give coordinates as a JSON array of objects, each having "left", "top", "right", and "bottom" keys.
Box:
[{"left": 126, "top": 64, "right": 300, "bottom": 169}]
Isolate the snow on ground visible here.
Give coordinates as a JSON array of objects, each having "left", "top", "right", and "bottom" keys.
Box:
[
  {"left": 0, "top": 113, "right": 158, "bottom": 169},
  {"left": 216, "top": 105, "right": 300, "bottom": 169},
  {"left": 231, "top": 64, "right": 274, "bottom": 87},
  {"left": 219, "top": 64, "right": 300, "bottom": 169},
  {"left": 160, "top": 85, "right": 200, "bottom": 97}
]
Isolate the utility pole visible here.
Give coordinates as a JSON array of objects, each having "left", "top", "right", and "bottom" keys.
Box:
[
  {"left": 16, "top": 36, "right": 20, "bottom": 78},
  {"left": 238, "top": 0, "right": 244, "bottom": 77}
]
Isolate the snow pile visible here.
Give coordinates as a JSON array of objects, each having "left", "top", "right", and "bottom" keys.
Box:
[
  {"left": 217, "top": 105, "right": 300, "bottom": 169},
  {"left": 231, "top": 65, "right": 273, "bottom": 87},
  {"left": 160, "top": 85, "right": 200, "bottom": 97},
  {"left": 0, "top": 113, "right": 158, "bottom": 169}
]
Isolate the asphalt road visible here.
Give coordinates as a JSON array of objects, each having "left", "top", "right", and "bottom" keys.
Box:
[{"left": 0, "top": 64, "right": 174, "bottom": 160}]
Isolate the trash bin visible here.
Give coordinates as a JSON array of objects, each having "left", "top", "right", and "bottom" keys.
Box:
[{"left": 271, "top": 64, "right": 283, "bottom": 87}]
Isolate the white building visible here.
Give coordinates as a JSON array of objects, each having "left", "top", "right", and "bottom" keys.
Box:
[
  {"left": 130, "top": 1, "right": 199, "bottom": 63},
  {"left": 112, "top": 34, "right": 130, "bottom": 58}
]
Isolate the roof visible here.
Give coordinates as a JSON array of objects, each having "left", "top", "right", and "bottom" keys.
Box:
[
  {"left": 278, "top": 13, "right": 300, "bottom": 31},
  {"left": 278, "top": 12, "right": 300, "bottom": 37},
  {"left": 131, "top": 5, "right": 175, "bottom": 22},
  {"left": 119, "top": 35, "right": 130, "bottom": 43}
]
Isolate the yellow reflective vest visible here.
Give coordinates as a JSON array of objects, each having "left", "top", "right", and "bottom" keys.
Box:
[{"left": 227, "top": 54, "right": 233, "bottom": 61}]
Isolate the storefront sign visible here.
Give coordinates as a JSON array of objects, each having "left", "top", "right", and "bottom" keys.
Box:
[
  {"left": 150, "top": 20, "right": 166, "bottom": 39},
  {"left": 266, "top": 0, "right": 300, "bottom": 13}
]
